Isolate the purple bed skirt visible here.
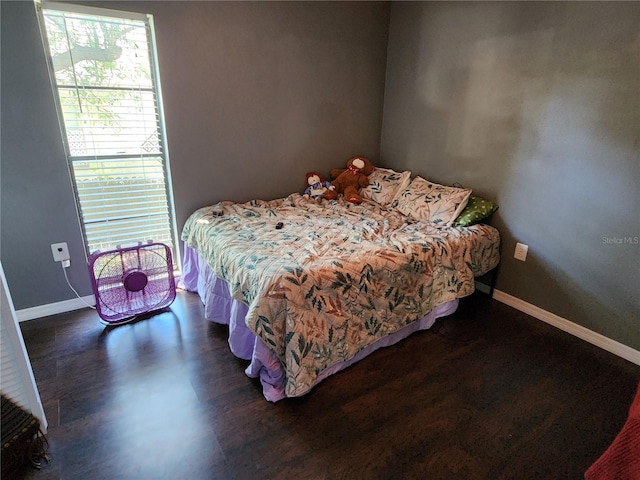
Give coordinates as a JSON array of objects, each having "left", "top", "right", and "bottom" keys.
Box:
[{"left": 179, "top": 243, "right": 459, "bottom": 402}]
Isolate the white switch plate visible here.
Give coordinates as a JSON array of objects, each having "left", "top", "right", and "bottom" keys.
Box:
[
  {"left": 51, "top": 242, "right": 70, "bottom": 262},
  {"left": 514, "top": 242, "right": 528, "bottom": 261}
]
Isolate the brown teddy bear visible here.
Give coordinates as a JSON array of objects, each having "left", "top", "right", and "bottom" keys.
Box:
[{"left": 330, "top": 157, "right": 376, "bottom": 204}]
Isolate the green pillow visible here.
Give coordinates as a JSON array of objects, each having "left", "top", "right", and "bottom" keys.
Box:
[{"left": 453, "top": 195, "right": 498, "bottom": 227}]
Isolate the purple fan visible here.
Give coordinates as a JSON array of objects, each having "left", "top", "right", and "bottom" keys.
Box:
[{"left": 88, "top": 242, "right": 176, "bottom": 325}]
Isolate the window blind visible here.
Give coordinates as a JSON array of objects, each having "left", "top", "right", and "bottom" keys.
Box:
[{"left": 41, "top": 4, "right": 176, "bottom": 255}]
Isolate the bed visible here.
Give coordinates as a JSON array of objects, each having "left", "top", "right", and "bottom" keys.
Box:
[{"left": 179, "top": 170, "right": 500, "bottom": 401}]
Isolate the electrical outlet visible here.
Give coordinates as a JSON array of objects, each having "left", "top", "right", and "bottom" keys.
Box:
[
  {"left": 51, "top": 242, "right": 70, "bottom": 262},
  {"left": 514, "top": 242, "right": 528, "bottom": 261}
]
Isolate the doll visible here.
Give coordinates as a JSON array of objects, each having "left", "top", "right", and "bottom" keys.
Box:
[{"left": 304, "top": 172, "right": 337, "bottom": 200}]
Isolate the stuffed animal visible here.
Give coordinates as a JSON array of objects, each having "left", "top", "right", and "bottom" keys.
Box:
[
  {"left": 330, "top": 156, "right": 376, "bottom": 182},
  {"left": 304, "top": 172, "right": 337, "bottom": 200},
  {"left": 330, "top": 157, "right": 375, "bottom": 204}
]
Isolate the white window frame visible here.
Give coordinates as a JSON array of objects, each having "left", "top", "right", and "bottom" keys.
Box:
[{"left": 36, "top": 1, "right": 179, "bottom": 265}]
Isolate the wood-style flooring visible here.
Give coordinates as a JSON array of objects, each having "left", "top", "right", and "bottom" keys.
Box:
[{"left": 17, "top": 290, "right": 640, "bottom": 480}]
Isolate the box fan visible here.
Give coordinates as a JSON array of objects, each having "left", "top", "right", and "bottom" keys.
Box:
[{"left": 88, "top": 242, "right": 176, "bottom": 325}]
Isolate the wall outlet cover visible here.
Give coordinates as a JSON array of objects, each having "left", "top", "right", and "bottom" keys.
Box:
[
  {"left": 514, "top": 242, "right": 528, "bottom": 261},
  {"left": 51, "top": 242, "right": 70, "bottom": 262}
]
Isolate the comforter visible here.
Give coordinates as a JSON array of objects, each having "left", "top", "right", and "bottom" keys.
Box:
[{"left": 182, "top": 193, "right": 500, "bottom": 398}]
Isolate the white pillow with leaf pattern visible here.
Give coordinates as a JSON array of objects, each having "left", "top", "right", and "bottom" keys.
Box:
[
  {"left": 393, "top": 177, "right": 472, "bottom": 227},
  {"left": 361, "top": 168, "right": 412, "bottom": 206}
]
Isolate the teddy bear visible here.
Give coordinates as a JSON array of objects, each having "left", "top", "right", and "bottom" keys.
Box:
[
  {"left": 330, "top": 157, "right": 375, "bottom": 204},
  {"left": 303, "top": 172, "right": 337, "bottom": 200}
]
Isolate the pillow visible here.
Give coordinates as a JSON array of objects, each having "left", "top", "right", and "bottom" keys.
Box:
[
  {"left": 394, "top": 177, "right": 472, "bottom": 227},
  {"left": 361, "top": 168, "right": 411, "bottom": 206},
  {"left": 452, "top": 195, "right": 499, "bottom": 227}
]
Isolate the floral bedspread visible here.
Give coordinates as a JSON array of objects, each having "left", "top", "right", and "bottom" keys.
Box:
[{"left": 182, "top": 194, "right": 500, "bottom": 398}]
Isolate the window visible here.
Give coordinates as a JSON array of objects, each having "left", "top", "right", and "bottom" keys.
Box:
[{"left": 37, "top": 2, "right": 177, "bottom": 259}]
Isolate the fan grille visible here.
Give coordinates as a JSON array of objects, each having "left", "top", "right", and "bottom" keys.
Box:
[{"left": 89, "top": 243, "right": 176, "bottom": 324}]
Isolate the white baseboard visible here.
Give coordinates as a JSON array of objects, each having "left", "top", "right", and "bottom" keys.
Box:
[
  {"left": 492, "top": 290, "right": 640, "bottom": 367},
  {"left": 16, "top": 286, "right": 640, "bottom": 367},
  {"left": 16, "top": 272, "right": 182, "bottom": 323},
  {"left": 17, "top": 296, "right": 95, "bottom": 322}
]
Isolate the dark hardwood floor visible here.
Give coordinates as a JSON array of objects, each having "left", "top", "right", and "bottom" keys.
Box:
[{"left": 17, "top": 290, "right": 640, "bottom": 480}]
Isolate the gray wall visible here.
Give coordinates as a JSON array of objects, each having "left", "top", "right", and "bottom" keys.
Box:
[
  {"left": 1, "top": 1, "right": 91, "bottom": 310},
  {"left": 381, "top": 2, "right": 640, "bottom": 350},
  {"left": 1, "top": 1, "right": 390, "bottom": 309}
]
